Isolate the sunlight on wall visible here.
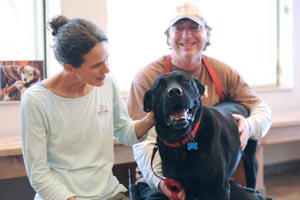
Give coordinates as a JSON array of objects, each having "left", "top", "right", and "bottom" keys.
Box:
[{"left": 107, "top": 0, "right": 292, "bottom": 91}]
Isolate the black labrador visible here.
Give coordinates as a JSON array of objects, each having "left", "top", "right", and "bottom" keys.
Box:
[{"left": 143, "top": 71, "right": 258, "bottom": 200}]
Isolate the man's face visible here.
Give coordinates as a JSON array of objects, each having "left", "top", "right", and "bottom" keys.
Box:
[{"left": 167, "top": 19, "right": 209, "bottom": 62}]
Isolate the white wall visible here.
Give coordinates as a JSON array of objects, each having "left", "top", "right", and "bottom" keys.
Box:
[
  {"left": 0, "top": 102, "right": 20, "bottom": 137},
  {"left": 61, "top": 0, "right": 107, "bottom": 32},
  {"left": 0, "top": 0, "right": 299, "bottom": 165}
]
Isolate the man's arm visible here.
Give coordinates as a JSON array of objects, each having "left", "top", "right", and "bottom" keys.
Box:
[
  {"left": 133, "top": 128, "right": 162, "bottom": 189},
  {"left": 127, "top": 75, "right": 163, "bottom": 188},
  {"left": 233, "top": 102, "right": 272, "bottom": 150},
  {"left": 246, "top": 102, "right": 272, "bottom": 139}
]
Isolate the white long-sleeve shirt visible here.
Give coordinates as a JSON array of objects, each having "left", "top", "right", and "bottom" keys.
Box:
[{"left": 20, "top": 75, "right": 145, "bottom": 200}]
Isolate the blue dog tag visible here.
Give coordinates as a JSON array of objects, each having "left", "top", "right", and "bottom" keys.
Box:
[{"left": 187, "top": 142, "right": 198, "bottom": 150}]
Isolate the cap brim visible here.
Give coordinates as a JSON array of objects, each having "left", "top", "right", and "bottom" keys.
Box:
[{"left": 165, "top": 15, "right": 207, "bottom": 34}]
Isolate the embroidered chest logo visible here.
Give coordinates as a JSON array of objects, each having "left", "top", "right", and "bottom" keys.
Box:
[{"left": 97, "top": 104, "right": 109, "bottom": 116}]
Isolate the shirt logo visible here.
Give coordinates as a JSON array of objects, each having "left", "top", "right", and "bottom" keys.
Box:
[{"left": 97, "top": 104, "right": 109, "bottom": 116}]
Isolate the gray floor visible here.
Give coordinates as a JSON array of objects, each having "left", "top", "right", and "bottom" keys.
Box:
[{"left": 264, "top": 162, "right": 300, "bottom": 200}]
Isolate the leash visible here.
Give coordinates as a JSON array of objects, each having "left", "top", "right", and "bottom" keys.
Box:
[
  {"left": 150, "top": 120, "right": 201, "bottom": 199},
  {"left": 151, "top": 146, "right": 182, "bottom": 200},
  {"left": 164, "top": 55, "right": 223, "bottom": 102}
]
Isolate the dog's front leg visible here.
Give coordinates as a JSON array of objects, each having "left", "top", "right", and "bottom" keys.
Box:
[
  {"left": 221, "top": 180, "right": 231, "bottom": 200},
  {"left": 224, "top": 180, "right": 230, "bottom": 200}
]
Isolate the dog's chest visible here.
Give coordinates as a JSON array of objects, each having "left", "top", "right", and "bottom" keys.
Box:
[
  {"left": 159, "top": 143, "right": 224, "bottom": 178},
  {"left": 159, "top": 145, "right": 227, "bottom": 199}
]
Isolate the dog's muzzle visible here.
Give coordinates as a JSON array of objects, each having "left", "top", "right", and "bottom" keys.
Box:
[{"left": 164, "top": 87, "right": 199, "bottom": 129}]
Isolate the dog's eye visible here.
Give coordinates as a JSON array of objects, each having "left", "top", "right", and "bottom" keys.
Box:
[
  {"left": 181, "top": 79, "right": 191, "bottom": 86},
  {"left": 154, "top": 80, "right": 167, "bottom": 93},
  {"left": 155, "top": 84, "right": 165, "bottom": 93}
]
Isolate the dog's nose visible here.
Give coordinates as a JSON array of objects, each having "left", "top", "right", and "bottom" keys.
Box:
[{"left": 167, "top": 87, "right": 183, "bottom": 97}]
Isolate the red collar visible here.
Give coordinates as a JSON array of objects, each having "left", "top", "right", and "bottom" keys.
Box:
[{"left": 162, "top": 120, "right": 201, "bottom": 148}]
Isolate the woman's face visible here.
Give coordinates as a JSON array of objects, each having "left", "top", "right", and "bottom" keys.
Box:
[
  {"left": 73, "top": 41, "right": 110, "bottom": 87},
  {"left": 168, "top": 19, "right": 209, "bottom": 62}
]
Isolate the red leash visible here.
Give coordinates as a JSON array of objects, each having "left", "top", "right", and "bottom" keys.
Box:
[{"left": 151, "top": 146, "right": 182, "bottom": 200}]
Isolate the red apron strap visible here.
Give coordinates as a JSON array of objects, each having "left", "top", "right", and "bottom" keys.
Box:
[
  {"left": 202, "top": 55, "right": 223, "bottom": 102},
  {"left": 164, "top": 55, "right": 172, "bottom": 73},
  {"left": 164, "top": 54, "right": 223, "bottom": 102}
]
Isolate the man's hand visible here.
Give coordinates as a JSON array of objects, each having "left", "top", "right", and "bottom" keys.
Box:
[
  {"left": 232, "top": 114, "right": 250, "bottom": 151},
  {"left": 158, "top": 180, "right": 186, "bottom": 200}
]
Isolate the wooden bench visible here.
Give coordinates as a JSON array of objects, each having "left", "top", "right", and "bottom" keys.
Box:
[
  {"left": 0, "top": 136, "right": 136, "bottom": 181},
  {"left": 256, "top": 111, "right": 300, "bottom": 193}
]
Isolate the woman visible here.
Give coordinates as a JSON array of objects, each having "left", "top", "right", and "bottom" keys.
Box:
[{"left": 20, "top": 15, "right": 154, "bottom": 200}]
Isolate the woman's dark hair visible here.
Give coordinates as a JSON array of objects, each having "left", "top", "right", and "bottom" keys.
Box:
[{"left": 48, "top": 15, "right": 108, "bottom": 68}]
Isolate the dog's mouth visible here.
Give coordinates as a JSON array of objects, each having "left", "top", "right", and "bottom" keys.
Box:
[{"left": 167, "top": 103, "right": 197, "bottom": 129}]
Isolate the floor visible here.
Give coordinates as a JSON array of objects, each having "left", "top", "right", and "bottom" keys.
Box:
[
  {"left": 264, "top": 160, "right": 300, "bottom": 200},
  {"left": 1, "top": 162, "right": 299, "bottom": 200}
]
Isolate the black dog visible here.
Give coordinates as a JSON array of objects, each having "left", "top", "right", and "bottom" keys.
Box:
[{"left": 143, "top": 71, "right": 257, "bottom": 200}]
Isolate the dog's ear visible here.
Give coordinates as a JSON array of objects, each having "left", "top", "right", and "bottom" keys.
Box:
[
  {"left": 18, "top": 66, "right": 24, "bottom": 75},
  {"left": 33, "top": 67, "right": 40, "bottom": 78},
  {"left": 193, "top": 78, "right": 205, "bottom": 95},
  {"left": 143, "top": 90, "right": 152, "bottom": 113}
]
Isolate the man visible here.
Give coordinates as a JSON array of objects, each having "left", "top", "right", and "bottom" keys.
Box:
[{"left": 127, "top": 0, "right": 272, "bottom": 199}]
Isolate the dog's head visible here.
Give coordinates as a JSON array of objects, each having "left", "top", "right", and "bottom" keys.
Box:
[
  {"left": 144, "top": 71, "right": 205, "bottom": 142},
  {"left": 18, "top": 65, "right": 40, "bottom": 87}
]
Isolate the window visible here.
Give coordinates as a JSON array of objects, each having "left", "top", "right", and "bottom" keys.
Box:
[
  {"left": 107, "top": 0, "right": 293, "bottom": 91},
  {"left": 44, "top": 0, "right": 62, "bottom": 77},
  {"left": 0, "top": 0, "right": 44, "bottom": 60}
]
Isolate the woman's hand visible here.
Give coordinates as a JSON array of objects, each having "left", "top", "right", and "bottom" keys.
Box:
[
  {"left": 159, "top": 180, "right": 186, "bottom": 200},
  {"left": 232, "top": 114, "right": 250, "bottom": 151},
  {"left": 135, "top": 112, "right": 155, "bottom": 139}
]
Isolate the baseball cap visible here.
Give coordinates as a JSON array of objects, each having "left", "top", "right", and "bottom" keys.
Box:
[{"left": 165, "top": 0, "right": 207, "bottom": 34}]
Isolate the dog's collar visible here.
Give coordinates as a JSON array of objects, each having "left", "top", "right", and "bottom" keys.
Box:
[{"left": 162, "top": 120, "right": 201, "bottom": 148}]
